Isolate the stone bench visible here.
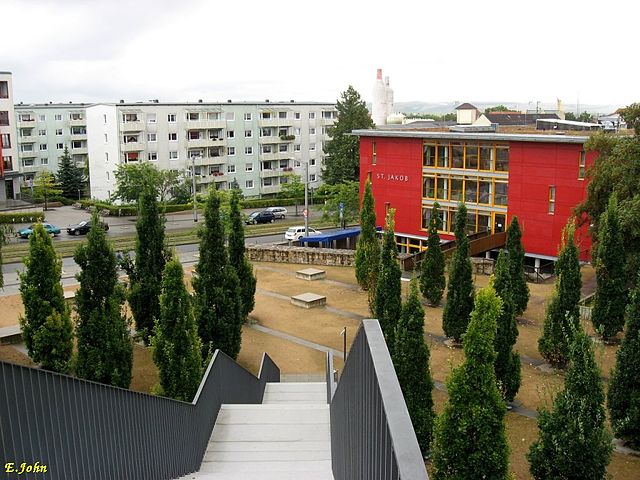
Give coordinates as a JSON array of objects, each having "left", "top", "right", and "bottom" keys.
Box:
[
  {"left": 0, "top": 325, "right": 22, "bottom": 345},
  {"left": 290, "top": 292, "right": 327, "bottom": 309},
  {"left": 295, "top": 268, "right": 327, "bottom": 281}
]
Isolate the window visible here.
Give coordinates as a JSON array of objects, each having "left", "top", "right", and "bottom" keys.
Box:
[
  {"left": 437, "top": 145, "right": 449, "bottom": 168},
  {"left": 494, "top": 182, "right": 508, "bottom": 206},
  {"left": 187, "top": 112, "right": 200, "bottom": 121},
  {"left": 148, "top": 113, "right": 156, "bottom": 123},
  {"left": 262, "top": 145, "right": 272, "bottom": 154},
  {"left": 295, "top": 160, "right": 301, "bottom": 167},
  {"left": 422, "top": 176, "right": 435, "bottom": 198},
  {"left": 188, "top": 131, "right": 202, "bottom": 140},
  {"left": 437, "top": 177, "right": 448, "bottom": 200},
  {"left": 279, "top": 111, "right": 287, "bottom": 119},
  {"left": 105, "top": 152, "right": 109, "bottom": 162},
  {"left": 451, "top": 143, "right": 464, "bottom": 168},
  {"left": 450, "top": 178, "right": 463, "bottom": 201},
  {"left": 39, "top": 144, "right": 47, "bottom": 151},
  {"left": 495, "top": 146, "right": 509, "bottom": 171},
  {"left": 148, "top": 152, "right": 158, "bottom": 161},
  {"left": 38, "top": 129, "right": 46, "bottom": 136},
  {"left": 2, "top": 156, "right": 13, "bottom": 171},
  {"left": 372, "top": 141, "right": 377, "bottom": 165},
  {"left": 478, "top": 180, "right": 492, "bottom": 204},
  {"left": 227, "top": 164, "right": 236, "bottom": 174},
  {"left": 294, "top": 112, "right": 301, "bottom": 120},
  {"left": 38, "top": 114, "right": 46, "bottom": 122},
  {"left": 228, "top": 146, "right": 236, "bottom": 156},
  {"left": 168, "top": 133, "right": 178, "bottom": 141},
  {"left": 261, "top": 112, "right": 272, "bottom": 120},
  {"left": 55, "top": 128, "right": 63, "bottom": 136},
  {"left": 55, "top": 114, "right": 63, "bottom": 121},
  {"left": 20, "top": 144, "right": 34, "bottom": 153},
  {"left": 309, "top": 127, "right": 316, "bottom": 135},
  {"left": 548, "top": 185, "right": 556, "bottom": 214},
  {"left": 279, "top": 144, "right": 288, "bottom": 153},
  {"left": 309, "top": 112, "right": 316, "bottom": 119},
  {"left": 465, "top": 144, "right": 478, "bottom": 169},
  {"left": 41, "top": 157, "right": 49, "bottom": 166},
  {"left": 0, "top": 111, "right": 8, "bottom": 126},
  {"left": 246, "top": 180, "right": 254, "bottom": 189},
  {"left": 208, "top": 112, "right": 221, "bottom": 120},
  {"left": 104, "top": 133, "right": 108, "bottom": 142},
  {"left": 22, "top": 158, "right": 35, "bottom": 167},
  {"left": 169, "top": 151, "right": 178, "bottom": 159},
  {"left": 465, "top": 178, "right": 478, "bottom": 203},
  {"left": 167, "top": 114, "right": 176, "bottom": 123},
  {"left": 71, "top": 126, "right": 86, "bottom": 135},
  {"left": 423, "top": 144, "right": 435, "bottom": 166},
  {"left": 579, "top": 151, "right": 586, "bottom": 179},
  {"left": 245, "top": 163, "right": 253, "bottom": 172},
  {"left": 123, "top": 134, "right": 138, "bottom": 144},
  {"left": 71, "top": 140, "right": 83, "bottom": 149},
  {"left": 294, "top": 128, "right": 301, "bottom": 136},
  {"left": 0, "top": 81, "right": 8, "bottom": 98},
  {"left": 0, "top": 133, "right": 10, "bottom": 148},
  {"left": 310, "top": 173, "right": 316, "bottom": 182},
  {"left": 70, "top": 112, "right": 83, "bottom": 121},
  {"left": 245, "top": 146, "right": 253, "bottom": 155},
  {"left": 226, "top": 130, "right": 235, "bottom": 138},
  {"left": 261, "top": 128, "right": 272, "bottom": 137},
  {"left": 245, "top": 130, "right": 253, "bottom": 138},
  {"left": 309, "top": 143, "right": 316, "bottom": 151},
  {"left": 244, "top": 112, "right": 252, "bottom": 121},
  {"left": 294, "top": 144, "right": 301, "bottom": 152},
  {"left": 146, "top": 133, "right": 156, "bottom": 142},
  {"left": 479, "top": 145, "right": 494, "bottom": 170},
  {"left": 103, "top": 114, "right": 108, "bottom": 124},
  {"left": 56, "top": 143, "right": 64, "bottom": 150},
  {"left": 226, "top": 112, "right": 235, "bottom": 121},
  {"left": 310, "top": 158, "right": 316, "bottom": 166}
]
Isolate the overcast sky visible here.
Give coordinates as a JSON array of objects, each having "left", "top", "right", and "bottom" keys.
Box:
[{"left": 1, "top": 0, "right": 636, "bottom": 109}]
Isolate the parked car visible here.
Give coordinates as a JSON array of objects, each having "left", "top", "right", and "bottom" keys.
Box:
[
  {"left": 265, "top": 207, "right": 288, "bottom": 219},
  {"left": 67, "top": 219, "right": 110, "bottom": 236},
  {"left": 18, "top": 222, "right": 61, "bottom": 239},
  {"left": 284, "top": 226, "right": 322, "bottom": 241},
  {"left": 245, "top": 211, "right": 276, "bottom": 225}
]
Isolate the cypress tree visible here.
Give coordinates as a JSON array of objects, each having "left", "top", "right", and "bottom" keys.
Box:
[
  {"left": 129, "top": 185, "right": 166, "bottom": 344},
  {"left": 18, "top": 223, "right": 73, "bottom": 373},
  {"left": 375, "top": 209, "right": 402, "bottom": 350},
  {"left": 432, "top": 286, "right": 509, "bottom": 479},
  {"left": 152, "top": 257, "right": 203, "bottom": 401},
  {"left": 228, "top": 189, "right": 256, "bottom": 320},
  {"left": 492, "top": 249, "right": 521, "bottom": 402},
  {"left": 393, "top": 280, "right": 434, "bottom": 455},
  {"left": 506, "top": 216, "right": 530, "bottom": 316},
  {"left": 56, "top": 146, "right": 85, "bottom": 199},
  {"left": 442, "top": 204, "right": 474, "bottom": 341},
  {"left": 355, "top": 179, "right": 380, "bottom": 310},
  {"left": 192, "top": 188, "right": 243, "bottom": 360},
  {"left": 538, "top": 225, "right": 582, "bottom": 368},
  {"left": 419, "top": 202, "right": 446, "bottom": 306},
  {"left": 591, "top": 196, "right": 627, "bottom": 340},
  {"left": 75, "top": 212, "right": 133, "bottom": 388},
  {"left": 528, "top": 327, "right": 613, "bottom": 479},
  {"left": 607, "top": 271, "right": 640, "bottom": 447}
]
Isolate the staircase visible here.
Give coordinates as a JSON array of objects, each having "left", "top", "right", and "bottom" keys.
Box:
[{"left": 178, "top": 382, "right": 333, "bottom": 480}]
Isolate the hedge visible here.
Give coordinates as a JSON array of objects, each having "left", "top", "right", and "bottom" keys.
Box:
[{"left": 0, "top": 211, "right": 45, "bottom": 224}]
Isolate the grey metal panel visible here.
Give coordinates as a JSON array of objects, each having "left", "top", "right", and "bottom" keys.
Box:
[
  {"left": 330, "top": 320, "right": 428, "bottom": 480},
  {"left": 0, "top": 350, "right": 279, "bottom": 479}
]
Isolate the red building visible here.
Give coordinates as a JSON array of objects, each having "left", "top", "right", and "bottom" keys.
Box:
[{"left": 355, "top": 130, "right": 597, "bottom": 264}]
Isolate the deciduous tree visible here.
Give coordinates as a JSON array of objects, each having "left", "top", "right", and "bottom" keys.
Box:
[
  {"left": 321, "top": 180, "right": 359, "bottom": 227},
  {"left": 432, "top": 286, "right": 509, "bottom": 479},
  {"left": 32, "top": 170, "right": 62, "bottom": 211},
  {"left": 322, "top": 86, "right": 375, "bottom": 184},
  {"left": 506, "top": 216, "right": 529, "bottom": 316},
  {"left": 113, "top": 162, "right": 180, "bottom": 203},
  {"left": 442, "top": 204, "right": 474, "bottom": 341},
  {"left": 419, "top": 202, "right": 445, "bottom": 306},
  {"left": 228, "top": 189, "right": 256, "bottom": 320}
]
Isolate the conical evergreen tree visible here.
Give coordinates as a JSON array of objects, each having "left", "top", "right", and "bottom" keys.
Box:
[
  {"left": 18, "top": 223, "right": 73, "bottom": 373},
  {"left": 592, "top": 196, "right": 627, "bottom": 340},
  {"left": 528, "top": 327, "right": 613, "bottom": 479},
  {"left": 56, "top": 146, "right": 85, "bottom": 199},
  {"left": 492, "top": 249, "right": 521, "bottom": 402},
  {"left": 608, "top": 271, "right": 640, "bottom": 447},
  {"left": 432, "top": 286, "right": 509, "bottom": 479},
  {"left": 152, "top": 257, "right": 203, "bottom": 401},
  {"left": 129, "top": 185, "right": 166, "bottom": 344},
  {"left": 375, "top": 209, "right": 402, "bottom": 350},
  {"left": 228, "top": 189, "right": 256, "bottom": 320},
  {"left": 420, "top": 202, "right": 446, "bottom": 306},
  {"left": 442, "top": 204, "right": 474, "bottom": 341},
  {"left": 538, "top": 225, "right": 582, "bottom": 367},
  {"left": 393, "top": 281, "right": 434, "bottom": 455},
  {"left": 355, "top": 179, "right": 380, "bottom": 310},
  {"left": 75, "top": 212, "right": 132, "bottom": 387},
  {"left": 506, "top": 217, "right": 530, "bottom": 316},
  {"left": 192, "top": 188, "right": 243, "bottom": 360}
]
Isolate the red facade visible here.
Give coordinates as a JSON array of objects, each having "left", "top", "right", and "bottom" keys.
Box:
[{"left": 359, "top": 134, "right": 596, "bottom": 260}]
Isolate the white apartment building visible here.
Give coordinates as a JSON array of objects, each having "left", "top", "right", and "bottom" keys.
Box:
[
  {"left": 0, "top": 72, "right": 21, "bottom": 201},
  {"left": 86, "top": 101, "right": 336, "bottom": 200}
]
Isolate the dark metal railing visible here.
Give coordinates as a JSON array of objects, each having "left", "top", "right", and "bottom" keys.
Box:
[
  {"left": 330, "top": 320, "right": 428, "bottom": 480},
  {"left": 325, "top": 351, "right": 335, "bottom": 403},
  {"left": 0, "top": 351, "right": 279, "bottom": 480}
]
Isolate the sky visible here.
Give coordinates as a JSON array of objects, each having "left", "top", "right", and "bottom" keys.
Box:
[{"left": 1, "top": 0, "right": 636, "bottom": 109}]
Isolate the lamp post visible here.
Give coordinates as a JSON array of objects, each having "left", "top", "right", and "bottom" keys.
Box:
[
  {"left": 191, "top": 155, "right": 198, "bottom": 222},
  {"left": 304, "top": 161, "right": 309, "bottom": 238}
]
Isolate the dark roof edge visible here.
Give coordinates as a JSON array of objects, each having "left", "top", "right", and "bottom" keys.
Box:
[{"left": 351, "top": 129, "right": 589, "bottom": 144}]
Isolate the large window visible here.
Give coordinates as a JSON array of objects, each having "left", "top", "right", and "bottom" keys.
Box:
[
  {"left": 465, "top": 178, "right": 478, "bottom": 203},
  {"left": 436, "top": 177, "right": 448, "bottom": 200},
  {"left": 465, "top": 144, "right": 478, "bottom": 169},
  {"left": 450, "top": 178, "right": 463, "bottom": 201},
  {"left": 478, "top": 180, "right": 492, "bottom": 204},
  {"left": 495, "top": 146, "right": 509, "bottom": 171},
  {"left": 423, "top": 144, "right": 436, "bottom": 166},
  {"left": 422, "top": 176, "right": 435, "bottom": 199},
  {"left": 494, "top": 182, "right": 508, "bottom": 206},
  {"left": 437, "top": 145, "right": 449, "bottom": 167},
  {"left": 579, "top": 151, "right": 586, "bottom": 179},
  {"left": 451, "top": 143, "right": 464, "bottom": 168}
]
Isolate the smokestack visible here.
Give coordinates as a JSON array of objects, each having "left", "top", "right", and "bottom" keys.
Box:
[
  {"left": 377, "top": 69, "right": 382, "bottom": 80},
  {"left": 372, "top": 68, "right": 387, "bottom": 126},
  {"left": 557, "top": 98, "right": 565, "bottom": 120}
]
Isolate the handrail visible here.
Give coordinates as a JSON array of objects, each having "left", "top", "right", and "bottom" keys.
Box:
[
  {"left": 325, "top": 351, "right": 335, "bottom": 403},
  {"left": 330, "top": 320, "right": 428, "bottom": 480},
  {"left": 0, "top": 350, "right": 279, "bottom": 480}
]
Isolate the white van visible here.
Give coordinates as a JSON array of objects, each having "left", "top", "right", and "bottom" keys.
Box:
[{"left": 284, "top": 226, "right": 321, "bottom": 241}]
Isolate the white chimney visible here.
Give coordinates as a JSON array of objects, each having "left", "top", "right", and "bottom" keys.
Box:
[
  {"left": 372, "top": 68, "right": 387, "bottom": 126},
  {"left": 384, "top": 76, "right": 394, "bottom": 120}
]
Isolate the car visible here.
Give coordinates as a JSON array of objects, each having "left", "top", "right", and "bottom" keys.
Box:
[
  {"left": 245, "top": 210, "right": 276, "bottom": 225},
  {"left": 265, "top": 207, "right": 288, "bottom": 219},
  {"left": 17, "top": 222, "right": 61, "bottom": 239},
  {"left": 67, "top": 219, "right": 110, "bottom": 236},
  {"left": 284, "top": 226, "right": 322, "bottom": 241}
]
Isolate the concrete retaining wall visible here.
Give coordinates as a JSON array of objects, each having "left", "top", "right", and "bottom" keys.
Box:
[{"left": 247, "top": 244, "right": 355, "bottom": 267}]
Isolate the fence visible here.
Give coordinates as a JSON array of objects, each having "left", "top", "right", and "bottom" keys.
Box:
[
  {"left": 0, "top": 350, "right": 279, "bottom": 480},
  {"left": 330, "top": 320, "right": 428, "bottom": 480}
]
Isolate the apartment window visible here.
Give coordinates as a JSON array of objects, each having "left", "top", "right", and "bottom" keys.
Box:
[
  {"left": 261, "top": 128, "right": 272, "bottom": 137},
  {"left": 147, "top": 133, "right": 157, "bottom": 142},
  {"left": 279, "top": 144, "right": 288, "bottom": 153},
  {"left": 309, "top": 112, "right": 316, "bottom": 119},
  {"left": 227, "top": 164, "right": 236, "bottom": 174},
  {"left": 105, "top": 152, "right": 109, "bottom": 162},
  {"left": 0, "top": 111, "right": 9, "bottom": 126},
  {"left": 373, "top": 142, "right": 377, "bottom": 165},
  {"left": 188, "top": 131, "right": 202, "bottom": 140},
  {"left": 39, "top": 144, "right": 47, "bottom": 151},
  {"left": 124, "top": 134, "right": 139, "bottom": 144},
  {"left": 226, "top": 112, "right": 235, "bottom": 121},
  {"left": 168, "top": 114, "right": 176, "bottom": 123},
  {"left": 122, "top": 113, "right": 139, "bottom": 123},
  {"left": 187, "top": 112, "right": 200, "bottom": 121},
  {"left": 103, "top": 114, "right": 108, "bottom": 124},
  {"left": 72, "top": 140, "right": 83, "bottom": 149},
  {"left": 169, "top": 151, "right": 178, "bottom": 159},
  {"left": 55, "top": 114, "right": 62, "bottom": 121},
  {"left": 148, "top": 152, "right": 158, "bottom": 161},
  {"left": 244, "top": 113, "right": 252, "bottom": 121},
  {"left": 263, "top": 177, "right": 274, "bottom": 187},
  {"left": 294, "top": 128, "right": 301, "bottom": 136},
  {"left": 479, "top": 145, "right": 494, "bottom": 170},
  {"left": 579, "top": 151, "right": 586, "bottom": 179},
  {"left": 246, "top": 180, "right": 254, "bottom": 189},
  {"left": 245, "top": 130, "right": 253, "bottom": 138},
  {"left": 55, "top": 128, "right": 63, "bottom": 136},
  {"left": 38, "top": 129, "right": 46, "bottom": 136},
  {"left": 548, "top": 186, "right": 556, "bottom": 214},
  {"left": 261, "top": 112, "right": 272, "bottom": 120},
  {"left": 309, "top": 128, "right": 316, "bottom": 135},
  {"left": 309, "top": 143, "right": 316, "bottom": 151},
  {"left": 245, "top": 163, "right": 253, "bottom": 172},
  {"left": 1, "top": 133, "right": 10, "bottom": 148},
  {"left": 294, "top": 144, "right": 301, "bottom": 152},
  {"left": 20, "top": 144, "right": 34, "bottom": 153},
  {"left": 437, "top": 145, "right": 450, "bottom": 168},
  {"left": 70, "top": 112, "right": 83, "bottom": 121},
  {"left": 228, "top": 146, "right": 236, "bottom": 156},
  {"left": 106, "top": 172, "right": 110, "bottom": 181},
  {"left": 279, "top": 111, "right": 287, "bottom": 119},
  {"left": 104, "top": 133, "right": 108, "bottom": 142},
  {"left": 22, "top": 158, "right": 35, "bottom": 167},
  {"left": 41, "top": 157, "right": 49, "bottom": 166},
  {"left": 262, "top": 145, "right": 272, "bottom": 154},
  {"left": 168, "top": 133, "right": 178, "bottom": 141},
  {"left": 56, "top": 143, "right": 64, "bottom": 150},
  {"left": 295, "top": 160, "right": 301, "bottom": 167},
  {"left": 0, "top": 81, "right": 8, "bottom": 98},
  {"left": 227, "top": 130, "right": 235, "bottom": 138},
  {"left": 310, "top": 173, "right": 317, "bottom": 182},
  {"left": 2, "top": 156, "right": 13, "bottom": 171},
  {"left": 245, "top": 146, "right": 253, "bottom": 155},
  {"left": 294, "top": 112, "right": 301, "bottom": 120},
  {"left": 208, "top": 112, "right": 221, "bottom": 120}
]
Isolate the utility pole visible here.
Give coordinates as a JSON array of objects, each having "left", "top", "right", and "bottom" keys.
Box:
[
  {"left": 304, "top": 161, "right": 309, "bottom": 237},
  {"left": 191, "top": 155, "right": 198, "bottom": 222}
]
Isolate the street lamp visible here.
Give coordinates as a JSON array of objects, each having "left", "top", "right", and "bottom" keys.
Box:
[
  {"left": 304, "top": 161, "right": 309, "bottom": 238},
  {"left": 191, "top": 155, "right": 198, "bottom": 222}
]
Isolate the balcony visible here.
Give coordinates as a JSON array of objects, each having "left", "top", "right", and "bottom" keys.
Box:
[
  {"left": 122, "top": 142, "right": 144, "bottom": 152},
  {"left": 258, "top": 135, "right": 280, "bottom": 144},
  {"left": 70, "top": 132, "right": 87, "bottom": 140},
  {"left": 121, "top": 121, "right": 145, "bottom": 132},
  {"left": 212, "top": 172, "right": 228, "bottom": 182},
  {"left": 21, "top": 164, "right": 39, "bottom": 173},
  {"left": 19, "top": 135, "right": 37, "bottom": 144},
  {"left": 69, "top": 118, "right": 86, "bottom": 127},
  {"left": 17, "top": 118, "right": 36, "bottom": 127},
  {"left": 71, "top": 146, "right": 88, "bottom": 155},
  {"left": 279, "top": 135, "right": 296, "bottom": 142},
  {"left": 186, "top": 119, "right": 227, "bottom": 130},
  {"left": 259, "top": 151, "right": 291, "bottom": 161},
  {"left": 261, "top": 185, "right": 281, "bottom": 195},
  {"left": 258, "top": 118, "right": 293, "bottom": 128},
  {"left": 259, "top": 168, "right": 288, "bottom": 179},
  {"left": 187, "top": 137, "right": 225, "bottom": 149},
  {"left": 18, "top": 150, "right": 37, "bottom": 158}
]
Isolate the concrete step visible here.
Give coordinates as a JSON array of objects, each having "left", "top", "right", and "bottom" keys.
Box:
[
  {"left": 215, "top": 404, "right": 329, "bottom": 425},
  {"left": 177, "top": 471, "right": 333, "bottom": 480},
  {"left": 200, "top": 459, "right": 332, "bottom": 474},
  {"left": 209, "top": 421, "right": 330, "bottom": 443},
  {"left": 262, "top": 382, "right": 327, "bottom": 404}
]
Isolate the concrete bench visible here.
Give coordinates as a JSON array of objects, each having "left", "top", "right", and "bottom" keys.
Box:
[
  {"left": 290, "top": 292, "right": 327, "bottom": 309},
  {"left": 0, "top": 325, "right": 22, "bottom": 345},
  {"left": 295, "top": 268, "right": 327, "bottom": 281}
]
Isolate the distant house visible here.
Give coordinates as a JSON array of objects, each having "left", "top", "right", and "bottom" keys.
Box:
[
  {"left": 473, "top": 111, "right": 560, "bottom": 127},
  {"left": 455, "top": 103, "right": 481, "bottom": 125},
  {"left": 598, "top": 111, "right": 627, "bottom": 131}
]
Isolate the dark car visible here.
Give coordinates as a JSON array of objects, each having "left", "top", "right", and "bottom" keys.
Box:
[
  {"left": 67, "top": 219, "right": 110, "bottom": 235},
  {"left": 245, "top": 211, "right": 275, "bottom": 225}
]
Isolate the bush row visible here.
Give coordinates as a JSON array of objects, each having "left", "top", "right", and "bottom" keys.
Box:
[{"left": 0, "top": 211, "right": 45, "bottom": 224}]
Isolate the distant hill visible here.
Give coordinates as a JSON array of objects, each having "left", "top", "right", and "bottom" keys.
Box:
[{"left": 390, "top": 101, "right": 623, "bottom": 116}]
